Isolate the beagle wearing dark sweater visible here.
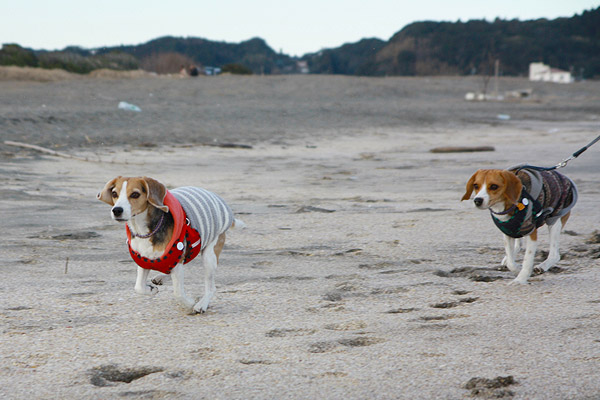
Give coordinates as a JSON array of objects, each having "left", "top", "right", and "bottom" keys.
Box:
[
  {"left": 98, "top": 176, "right": 243, "bottom": 313},
  {"left": 462, "top": 166, "right": 577, "bottom": 284}
]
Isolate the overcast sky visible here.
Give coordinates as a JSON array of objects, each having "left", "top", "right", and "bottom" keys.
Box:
[{"left": 1, "top": 0, "right": 598, "bottom": 56}]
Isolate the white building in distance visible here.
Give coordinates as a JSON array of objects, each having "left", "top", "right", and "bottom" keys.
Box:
[{"left": 529, "top": 62, "right": 573, "bottom": 83}]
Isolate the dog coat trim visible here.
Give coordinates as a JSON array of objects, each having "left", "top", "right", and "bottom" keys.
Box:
[
  {"left": 491, "top": 190, "right": 542, "bottom": 238},
  {"left": 126, "top": 191, "right": 202, "bottom": 274}
]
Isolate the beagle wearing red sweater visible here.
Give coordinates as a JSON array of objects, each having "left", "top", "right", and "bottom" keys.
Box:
[
  {"left": 98, "top": 176, "right": 243, "bottom": 313},
  {"left": 462, "top": 166, "right": 577, "bottom": 284}
]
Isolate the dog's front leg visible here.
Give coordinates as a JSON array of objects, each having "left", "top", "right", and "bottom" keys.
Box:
[
  {"left": 512, "top": 233, "right": 538, "bottom": 284},
  {"left": 135, "top": 266, "right": 158, "bottom": 295},
  {"left": 502, "top": 235, "right": 519, "bottom": 273},
  {"left": 170, "top": 263, "right": 196, "bottom": 313}
]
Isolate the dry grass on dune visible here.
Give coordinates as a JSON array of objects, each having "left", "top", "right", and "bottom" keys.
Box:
[
  {"left": 87, "top": 68, "right": 153, "bottom": 79},
  {"left": 0, "top": 65, "right": 80, "bottom": 82},
  {"left": 0, "top": 66, "right": 155, "bottom": 82}
]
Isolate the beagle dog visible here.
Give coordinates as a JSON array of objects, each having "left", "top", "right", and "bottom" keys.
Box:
[
  {"left": 98, "top": 176, "right": 243, "bottom": 313},
  {"left": 462, "top": 167, "right": 577, "bottom": 284}
]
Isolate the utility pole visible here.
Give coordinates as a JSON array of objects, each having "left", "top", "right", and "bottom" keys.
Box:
[{"left": 493, "top": 59, "right": 499, "bottom": 98}]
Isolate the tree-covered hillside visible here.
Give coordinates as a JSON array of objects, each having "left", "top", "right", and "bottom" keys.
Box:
[
  {"left": 374, "top": 7, "right": 599, "bottom": 77},
  {"left": 310, "top": 6, "right": 600, "bottom": 77},
  {"left": 97, "top": 36, "right": 296, "bottom": 74}
]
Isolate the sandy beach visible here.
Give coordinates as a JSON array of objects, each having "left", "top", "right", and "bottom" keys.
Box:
[{"left": 1, "top": 74, "right": 599, "bottom": 399}]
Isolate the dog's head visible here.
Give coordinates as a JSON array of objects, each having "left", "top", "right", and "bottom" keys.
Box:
[
  {"left": 461, "top": 169, "right": 522, "bottom": 210},
  {"left": 97, "top": 176, "right": 169, "bottom": 222}
]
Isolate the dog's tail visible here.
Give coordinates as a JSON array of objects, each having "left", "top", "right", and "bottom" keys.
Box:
[{"left": 231, "top": 218, "right": 246, "bottom": 230}]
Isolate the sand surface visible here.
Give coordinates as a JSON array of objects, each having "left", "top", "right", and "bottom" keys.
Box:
[{"left": 1, "top": 75, "right": 599, "bottom": 399}]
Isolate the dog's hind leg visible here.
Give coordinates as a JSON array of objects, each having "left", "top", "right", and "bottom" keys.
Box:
[
  {"left": 534, "top": 216, "right": 567, "bottom": 273},
  {"left": 214, "top": 232, "right": 226, "bottom": 262},
  {"left": 194, "top": 238, "right": 220, "bottom": 314},
  {"left": 135, "top": 266, "right": 158, "bottom": 295},
  {"left": 170, "top": 263, "right": 196, "bottom": 313}
]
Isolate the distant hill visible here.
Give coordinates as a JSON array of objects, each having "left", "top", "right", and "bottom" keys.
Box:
[
  {"left": 97, "top": 36, "right": 297, "bottom": 74},
  {"left": 309, "top": 6, "right": 600, "bottom": 78},
  {"left": 303, "top": 38, "right": 386, "bottom": 75},
  {"left": 1, "top": 6, "right": 598, "bottom": 77},
  {"left": 0, "top": 36, "right": 297, "bottom": 75}
]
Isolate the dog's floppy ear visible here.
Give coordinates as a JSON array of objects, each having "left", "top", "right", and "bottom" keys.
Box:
[
  {"left": 142, "top": 177, "right": 169, "bottom": 213},
  {"left": 97, "top": 177, "right": 120, "bottom": 205},
  {"left": 461, "top": 171, "right": 479, "bottom": 201},
  {"left": 502, "top": 170, "right": 523, "bottom": 205}
]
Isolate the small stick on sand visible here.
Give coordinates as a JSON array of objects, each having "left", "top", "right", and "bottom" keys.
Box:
[
  {"left": 430, "top": 146, "right": 495, "bottom": 153},
  {"left": 4, "top": 140, "right": 93, "bottom": 162},
  {"left": 4, "top": 140, "right": 143, "bottom": 165},
  {"left": 64, "top": 257, "right": 69, "bottom": 274},
  {"left": 201, "top": 142, "right": 253, "bottom": 149}
]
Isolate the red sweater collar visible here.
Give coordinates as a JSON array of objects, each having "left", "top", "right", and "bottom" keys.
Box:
[{"left": 125, "top": 191, "right": 201, "bottom": 274}]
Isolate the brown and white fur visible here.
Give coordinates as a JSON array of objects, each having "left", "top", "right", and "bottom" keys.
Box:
[
  {"left": 98, "top": 176, "right": 239, "bottom": 313},
  {"left": 462, "top": 169, "right": 571, "bottom": 284}
]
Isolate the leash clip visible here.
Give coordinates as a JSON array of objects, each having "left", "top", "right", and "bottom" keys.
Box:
[{"left": 554, "top": 155, "right": 574, "bottom": 169}]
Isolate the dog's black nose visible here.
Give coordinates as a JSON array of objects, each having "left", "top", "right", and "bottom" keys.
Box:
[
  {"left": 473, "top": 197, "right": 483, "bottom": 207},
  {"left": 112, "top": 207, "right": 123, "bottom": 217}
]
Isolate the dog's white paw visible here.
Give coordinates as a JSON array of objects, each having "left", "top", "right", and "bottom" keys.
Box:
[
  {"left": 535, "top": 258, "right": 558, "bottom": 273},
  {"left": 509, "top": 278, "right": 529, "bottom": 285},
  {"left": 505, "top": 266, "right": 519, "bottom": 274},
  {"left": 504, "top": 261, "right": 519, "bottom": 274},
  {"left": 135, "top": 284, "right": 158, "bottom": 295},
  {"left": 176, "top": 297, "right": 196, "bottom": 314},
  {"left": 193, "top": 297, "right": 211, "bottom": 314}
]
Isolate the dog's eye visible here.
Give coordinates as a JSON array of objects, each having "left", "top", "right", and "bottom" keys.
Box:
[
  {"left": 489, "top": 184, "right": 499, "bottom": 190},
  {"left": 130, "top": 192, "right": 141, "bottom": 199},
  {"left": 473, "top": 184, "right": 479, "bottom": 190},
  {"left": 111, "top": 191, "right": 118, "bottom": 198}
]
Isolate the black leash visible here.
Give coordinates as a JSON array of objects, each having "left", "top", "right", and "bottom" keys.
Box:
[{"left": 516, "top": 134, "right": 600, "bottom": 172}]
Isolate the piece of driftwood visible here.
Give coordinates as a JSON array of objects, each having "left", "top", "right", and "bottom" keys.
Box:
[
  {"left": 430, "top": 146, "right": 495, "bottom": 153},
  {"left": 202, "top": 142, "right": 253, "bottom": 149},
  {"left": 3, "top": 140, "right": 144, "bottom": 165},
  {"left": 295, "top": 205, "right": 336, "bottom": 213},
  {"left": 173, "top": 142, "right": 253, "bottom": 149},
  {"left": 4, "top": 140, "right": 94, "bottom": 161}
]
